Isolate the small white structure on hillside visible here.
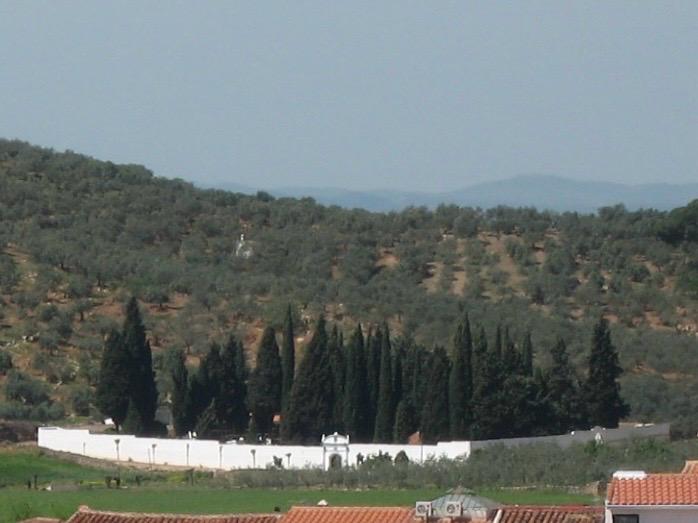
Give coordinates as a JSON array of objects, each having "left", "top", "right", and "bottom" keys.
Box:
[{"left": 234, "top": 234, "right": 253, "bottom": 258}]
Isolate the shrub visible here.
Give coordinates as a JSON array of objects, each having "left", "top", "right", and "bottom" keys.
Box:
[
  {"left": 4, "top": 370, "right": 50, "bottom": 405},
  {"left": 70, "top": 386, "right": 92, "bottom": 416},
  {"left": 0, "top": 349, "right": 12, "bottom": 375},
  {"left": 37, "top": 304, "right": 59, "bottom": 322}
]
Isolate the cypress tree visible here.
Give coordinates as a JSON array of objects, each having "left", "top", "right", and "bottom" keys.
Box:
[
  {"left": 393, "top": 398, "right": 418, "bottom": 443},
  {"left": 96, "top": 329, "right": 130, "bottom": 431},
  {"left": 218, "top": 335, "right": 249, "bottom": 434},
  {"left": 392, "top": 340, "right": 404, "bottom": 416},
  {"left": 586, "top": 318, "right": 629, "bottom": 428},
  {"left": 187, "top": 372, "right": 205, "bottom": 433},
  {"left": 282, "top": 316, "right": 334, "bottom": 443},
  {"left": 251, "top": 327, "right": 282, "bottom": 437},
  {"left": 122, "top": 397, "right": 146, "bottom": 435},
  {"left": 122, "top": 298, "right": 158, "bottom": 434},
  {"left": 281, "top": 305, "right": 295, "bottom": 413},
  {"left": 373, "top": 324, "right": 395, "bottom": 442},
  {"left": 198, "top": 343, "right": 223, "bottom": 413},
  {"left": 462, "top": 315, "right": 473, "bottom": 427},
  {"left": 472, "top": 326, "right": 508, "bottom": 439},
  {"left": 449, "top": 314, "right": 473, "bottom": 440},
  {"left": 170, "top": 347, "right": 192, "bottom": 436},
  {"left": 522, "top": 331, "right": 534, "bottom": 377},
  {"left": 343, "top": 324, "right": 370, "bottom": 442},
  {"left": 448, "top": 321, "right": 466, "bottom": 440},
  {"left": 420, "top": 346, "right": 450, "bottom": 443},
  {"left": 501, "top": 327, "right": 521, "bottom": 374},
  {"left": 403, "top": 340, "right": 428, "bottom": 416},
  {"left": 194, "top": 399, "right": 217, "bottom": 438},
  {"left": 548, "top": 338, "right": 583, "bottom": 433},
  {"left": 493, "top": 324, "right": 503, "bottom": 361},
  {"left": 500, "top": 371, "right": 543, "bottom": 438},
  {"left": 471, "top": 326, "right": 488, "bottom": 396},
  {"left": 365, "top": 327, "right": 382, "bottom": 438},
  {"left": 328, "top": 324, "right": 346, "bottom": 432}
]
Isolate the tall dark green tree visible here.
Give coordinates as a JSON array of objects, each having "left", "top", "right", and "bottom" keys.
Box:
[
  {"left": 122, "top": 397, "right": 146, "bottom": 435},
  {"left": 472, "top": 326, "right": 508, "bottom": 439},
  {"left": 420, "top": 346, "right": 450, "bottom": 443},
  {"left": 448, "top": 314, "right": 473, "bottom": 440},
  {"left": 365, "top": 327, "right": 382, "bottom": 437},
  {"left": 373, "top": 324, "right": 395, "bottom": 442},
  {"left": 197, "top": 343, "right": 223, "bottom": 415},
  {"left": 403, "top": 339, "right": 428, "bottom": 414},
  {"left": 500, "top": 371, "right": 544, "bottom": 438},
  {"left": 95, "top": 329, "right": 130, "bottom": 431},
  {"left": 393, "top": 397, "right": 418, "bottom": 443},
  {"left": 493, "top": 325, "right": 503, "bottom": 360},
  {"left": 251, "top": 327, "right": 282, "bottom": 436},
  {"left": 169, "top": 347, "right": 192, "bottom": 436},
  {"left": 521, "top": 332, "right": 534, "bottom": 377},
  {"left": 391, "top": 340, "right": 404, "bottom": 417},
  {"left": 586, "top": 318, "right": 629, "bottom": 428},
  {"left": 282, "top": 316, "right": 334, "bottom": 443},
  {"left": 122, "top": 298, "right": 158, "bottom": 434},
  {"left": 472, "top": 326, "right": 488, "bottom": 394},
  {"left": 328, "top": 324, "right": 346, "bottom": 432},
  {"left": 501, "top": 327, "right": 521, "bottom": 374},
  {"left": 547, "top": 338, "right": 585, "bottom": 433},
  {"left": 218, "top": 334, "right": 249, "bottom": 434},
  {"left": 343, "top": 324, "right": 370, "bottom": 441},
  {"left": 281, "top": 305, "right": 295, "bottom": 413}
]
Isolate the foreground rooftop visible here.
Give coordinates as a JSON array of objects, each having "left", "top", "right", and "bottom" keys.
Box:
[{"left": 66, "top": 507, "right": 281, "bottom": 523}]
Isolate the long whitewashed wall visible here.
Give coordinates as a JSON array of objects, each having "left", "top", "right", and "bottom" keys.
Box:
[
  {"left": 37, "top": 427, "right": 469, "bottom": 470},
  {"left": 38, "top": 423, "right": 668, "bottom": 471}
]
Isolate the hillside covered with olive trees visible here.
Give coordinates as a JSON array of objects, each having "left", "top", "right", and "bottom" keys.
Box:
[{"left": 1, "top": 139, "right": 697, "bottom": 436}]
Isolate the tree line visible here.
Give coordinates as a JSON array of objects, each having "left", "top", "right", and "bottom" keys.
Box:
[{"left": 96, "top": 299, "right": 628, "bottom": 443}]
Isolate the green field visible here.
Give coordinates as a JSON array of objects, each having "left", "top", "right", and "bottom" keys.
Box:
[
  {"left": 0, "top": 448, "right": 107, "bottom": 487},
  {"left": 0, "top": 487, "right": 598, "bottom": 523},
  {"left": 0, "top": 448, "right": 599, "bottom": 522}
]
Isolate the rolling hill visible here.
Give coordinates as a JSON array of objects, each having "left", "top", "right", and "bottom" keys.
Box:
[{"left": 0, "top": 139, "right": 697, "bottom": 433}]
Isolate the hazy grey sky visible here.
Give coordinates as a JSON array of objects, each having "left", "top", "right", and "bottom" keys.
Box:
[{"left": 1, "top": 2, "right": 695, "bottom": 192}]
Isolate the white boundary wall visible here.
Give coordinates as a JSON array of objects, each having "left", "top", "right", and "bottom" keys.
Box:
[
  {"left": 37, "top": 423, "right": 668, "bottom": 471},
  {"left": 37, "top": 427, "right": 470, "bottom": 470}
]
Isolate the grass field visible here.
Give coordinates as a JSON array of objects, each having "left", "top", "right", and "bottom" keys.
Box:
[
  {"left": 0, "top": 448, "right": 107, "bottom": 487},
  {"left": 0, "top": 487, "right": 598, "bottom": 523},
  {"left": 0, "top": 447, "right": 599, "bottom": 522}
]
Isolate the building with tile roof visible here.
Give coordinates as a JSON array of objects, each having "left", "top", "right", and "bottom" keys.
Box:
[
  {"left": 495, "top": 506, "right": 603, "bottom": 523},
  {"left": 429, "top": 491, "right": 500, "bottom": 520},
  {"left": 65, "top": 507, "right": 281, "bottom": 523},
  {"left": 605, "top": 465, "right": 698, "bottom": 523},
  {"left": 280, "top": 506, "right": 414, "bottom": 523},
  {"left": 59, "top": 501, "right": 610, "bottom": 523}
]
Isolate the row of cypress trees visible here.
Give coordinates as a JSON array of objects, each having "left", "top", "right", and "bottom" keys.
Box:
[
  {"left": 97, "top": 299, "right": 628, "bottom": 443},
  {"left": 96, "top": 297, "right": 159, "bottom": 434},
  {"left": 280, "top": 313, "right": 628, "bottom": 443},
  {"left": 168, "top": 306, "right": 296, "bottom": 439}
]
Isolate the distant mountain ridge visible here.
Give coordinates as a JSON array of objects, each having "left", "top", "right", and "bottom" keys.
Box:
[{"left": 204, "top": 174, "right": 698, "bottom": 213}]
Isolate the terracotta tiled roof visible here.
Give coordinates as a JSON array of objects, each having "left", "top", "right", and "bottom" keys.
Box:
[
  {"left": 607, "top": 474, "right": 698, "bottom": 505},
  {"left": 281, "top": 506, "right": 414, "bottom": 523},
  {"left": 66, "top": 507, "right": 281, "bottom": 523},
  {"left": 495, "top": 506, "right": 603, "bottom": 523}
]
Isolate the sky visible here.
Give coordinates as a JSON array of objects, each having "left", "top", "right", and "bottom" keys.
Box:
[{"left": 0, "top": 2, "right": 696, "bottom": 192}]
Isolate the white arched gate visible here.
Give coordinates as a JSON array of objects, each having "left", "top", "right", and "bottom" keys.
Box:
[{"left": 322, "top": 432, "right": 350, "bottom": 470}]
